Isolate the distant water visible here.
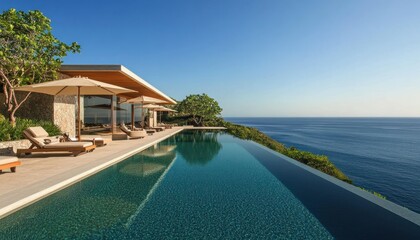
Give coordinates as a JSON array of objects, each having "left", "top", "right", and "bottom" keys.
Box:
[{"left": 225, "top": 117, "right": 420, "bottom": 214}]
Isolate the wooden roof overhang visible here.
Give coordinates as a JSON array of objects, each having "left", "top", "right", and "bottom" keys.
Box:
[{"left": 60, "top": 65, "right": 176, "bottom": 104}]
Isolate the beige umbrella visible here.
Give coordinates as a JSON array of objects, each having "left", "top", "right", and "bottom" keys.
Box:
[
  {"left": 124, "top": 96, "right": 167, "bottom": 104},
  {"left": 141, "top": 104, "right": 164, "bottom": 109},
  {"left": 122, "top": 96, "right": 167, "bottom": 129},
  {"left": 15, "top": 77, "right": 136, "bottom": 141},
  {"left": 155, "top": 107, "right": 177, "bottom": 112},
  {"left": 155, "top": 107, "right": 177, "bottom": 123},
  {"left": 134, "top": 104, "right": 164, "bottom": 128}
]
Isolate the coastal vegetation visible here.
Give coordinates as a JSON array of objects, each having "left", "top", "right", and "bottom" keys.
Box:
[
  {"left": 0, "top": 114, "right": 61, "bottom": 141},
  {"left": 220, "top": 120, "right": 352, "bottom": 183},
  {"left": 359, "top": 187, "right": 386, "bottom": 199},
  {"left": 171, "top": 94, "right": 352, "bottom": 183},
  {"left": 0, "top": 8, "right": 80, "bottom": 125}
]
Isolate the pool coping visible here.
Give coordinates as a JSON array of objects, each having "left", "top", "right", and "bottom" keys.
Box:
[
  {"left": 0, "top": 128, "right": 184, "bottom": 219},
  {"left": 246, "top": 139, "right": 420, "bottom": 227}
]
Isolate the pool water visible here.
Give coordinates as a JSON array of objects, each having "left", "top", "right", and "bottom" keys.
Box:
[{"left": 0, "top": 131, "right": 419, "bottom": 239}]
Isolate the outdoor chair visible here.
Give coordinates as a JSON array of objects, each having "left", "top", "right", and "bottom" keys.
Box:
[
  {"left": 17, "top": 127, "right": 96, "bottom": 157},
  {"left": 63, "top": 133, "right": 111, "bottom": 147},
  {"left": 120, "top": 124, "right": 148, "bottom": 139},
  {"left": 157, "top": 123, "right": 173, "bottom": 129},
  {"left": 146, "top": 126, "right": 165, "bottom": 132}
]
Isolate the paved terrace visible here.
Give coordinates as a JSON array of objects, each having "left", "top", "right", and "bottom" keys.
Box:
[{"left": 0, "top": 126, "right": 225, "bottom": 218}]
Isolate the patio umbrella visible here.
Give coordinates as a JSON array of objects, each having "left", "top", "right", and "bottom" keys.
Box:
[
  {"left": 15, "top": 77, "right": 136, "bottom": 141},
  {"left": 155, "top": 107, "right": 177, "bottom": 123},
  {"left": 122, "top": 96, "right": 167, "bottom": 129},
  {"left": 124, "top": 96, "right": 167, "bottom": 104},
  {"left": 139, "top": 104, "right": 165, "bottom": 128}
]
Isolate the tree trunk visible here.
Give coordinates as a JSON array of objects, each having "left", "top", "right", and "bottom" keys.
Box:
[
  {"left": 0, "top": 78, "right": 31, "bottom": 126},
  {"left": 8, "top": 111, "right": 16, "bottom": 127}
]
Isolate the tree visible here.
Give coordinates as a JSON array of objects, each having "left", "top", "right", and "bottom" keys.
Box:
[
  {"left": 0, "top": 9, "right": 80, "bottom": 125},
  {"left": 177, "top": 93, "right": 222, "bottom": 126}
]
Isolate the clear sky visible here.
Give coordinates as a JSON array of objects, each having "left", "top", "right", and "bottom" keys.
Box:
[{"left": 2, "top": 0, "right": 420, "bottom": 117}]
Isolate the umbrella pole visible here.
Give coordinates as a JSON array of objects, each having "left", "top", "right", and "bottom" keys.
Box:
[
  {"left": 141, "top": 101, "right": 144, "bottom": 128},
  {"left": 77, "top": 86, "right": 81, "bottom": 142},
  {"left": 131, "top": 104, "right": 135, "bottom": 130}
]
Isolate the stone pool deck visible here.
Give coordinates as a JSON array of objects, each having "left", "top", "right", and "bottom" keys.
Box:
[{"left": 0, "top": 126, "right": 225, "bottom": 218}]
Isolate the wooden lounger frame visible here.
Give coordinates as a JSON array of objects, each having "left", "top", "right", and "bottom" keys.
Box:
[
  {"left": 17, "top": 145, "right": 96, "bottom": 157},
  {"left": 17, "top": 129, "right": 96, "bottom": 157},
  {"left": 0, "top": 161, "right": 21, "bottom": 173}
]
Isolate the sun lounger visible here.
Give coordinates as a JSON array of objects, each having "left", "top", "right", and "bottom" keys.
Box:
[
  {"left": 67, "top": 136, "right": 111, "bottom": 147},
  {"left": 17, "top": 127, "right": 96, "bottom": 157},
  {"left": 157, "top": 123, "right": 173, "bottom": 129},
  {"left": 132, "top": 126, "right": 154, "bottom": 135},
  {"left": 0, "top": 156, "right": 21, "bottom": 173},
  {"left": 120, "top": 124, "right": 148, "bottom": 139},
  {"left": 146, "top": 127, "right": 164, "bottom": 132}
]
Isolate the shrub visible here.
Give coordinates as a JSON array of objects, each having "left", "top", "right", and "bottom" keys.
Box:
[
  {"left": 166, "top": 114, "right": 352, "bottom": 183},
  {"left": 359, "top": 187, "right": 387, "bottom": 199},
  {"left": 0, "top": 118, "right": 61, "bottom": 141},
  {"left": 220, "top": 121, "right": 352, "bottom": 184}
]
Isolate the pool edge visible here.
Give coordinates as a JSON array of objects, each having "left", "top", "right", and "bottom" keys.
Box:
[
  {"left": 245, "top": 139, "right": 420, "bottom": 227},
  {"left": 0, "top": 128, "right": 184, "bottom": 219}
]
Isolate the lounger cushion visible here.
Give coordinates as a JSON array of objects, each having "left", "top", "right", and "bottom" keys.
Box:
[
  {"left": 44, "top": 142, "right": 93, "bottom": 149},
  {"left": 28, "top": 127, "right": 49, "bottom": 138},
  {"left": 0, "top": 156, "right": 19, "bottom": 165},
  {"left": 129, "top": 130, "right": 147, "bottom": 138},
  {"left": 121, "top": 124, "right": 131, "bottom": 133},
  {"left": 34, "top": 137, "right": 60, "bottom": 145},
  {"left": 24, "top": 130, "right": 45, "bottom": 148}
]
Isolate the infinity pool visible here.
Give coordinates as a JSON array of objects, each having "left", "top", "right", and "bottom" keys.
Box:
[{"left": 0, "top": 131, "right": 419, "bottom": 239}]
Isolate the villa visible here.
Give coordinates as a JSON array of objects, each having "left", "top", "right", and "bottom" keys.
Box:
[{"left": 1, "top": 64, "right": 176, "bottom": 138}]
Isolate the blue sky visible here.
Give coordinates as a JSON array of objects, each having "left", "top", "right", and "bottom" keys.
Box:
[{"left": 2, "top": 0, "right": 420, "bottom": 117}]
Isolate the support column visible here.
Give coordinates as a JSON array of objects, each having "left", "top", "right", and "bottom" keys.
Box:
[
  {"left": 111, "top": 95, "right": 116, "bottom": 135},
  {"left": 131, "top": 104, "right": 135, "bottom": 129}
]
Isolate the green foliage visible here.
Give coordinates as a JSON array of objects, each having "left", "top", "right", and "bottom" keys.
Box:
[
  {"left": 359, "top": 187, "right": 387, "bottom": 199},
  {"left": 172, "top": 94, "right": 353, "bottom": 183},
  {"left": 0, "top": 117, "right": 61, "bottom": 141},
  {"left": 0, "top": 8, "right": 80, "bottom": 124},
  {"left": 176, "top": 94, "right": 222, "bottom": 126},
  {"left": 220, "top": 120, "right": 352, "bottom": 183},
  {"left": 164, "top": 115, "right": 191, "bottom": 126}
]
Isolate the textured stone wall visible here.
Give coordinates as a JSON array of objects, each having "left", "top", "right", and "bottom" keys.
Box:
[
  {"left": 0, "top": 139, "right": 31, "bottom": 155},
  {"left": 53, "top": 95, "right": 76, "bottom": 135},
  {"left": 0, "top": 93, "right": 76, "bottom": 135},
  {"left": 0, "top": 92, "right": 54, "bottom": 121},
  {"left": 0, "top": 73, "right": 76, "bottom": 136}
]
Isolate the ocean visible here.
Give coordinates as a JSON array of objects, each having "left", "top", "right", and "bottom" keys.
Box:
[{"left": 225, "top": 117, "right": 420, "bottom": 214}]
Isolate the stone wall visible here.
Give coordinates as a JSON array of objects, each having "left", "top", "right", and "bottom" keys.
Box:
[
  {"left": 0, "top": 92, "right": 54, "bottom": 121},
  {"left": 0, "top": 92, "right": 76, "bottom": 135},
  {"left": 0, "top": 139, "right": 30, "bottom": 155},
  {"left": 53, "top": 95, "right": 76, "bottom": 135}
]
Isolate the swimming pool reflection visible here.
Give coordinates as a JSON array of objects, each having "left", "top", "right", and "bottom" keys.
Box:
[{"left": 175, "top": 131, "right": 222, "bottom": 166}]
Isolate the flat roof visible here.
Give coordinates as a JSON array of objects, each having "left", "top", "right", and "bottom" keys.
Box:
[{"left": 60, "top": 65, "right": 176, "bottom": 104}]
